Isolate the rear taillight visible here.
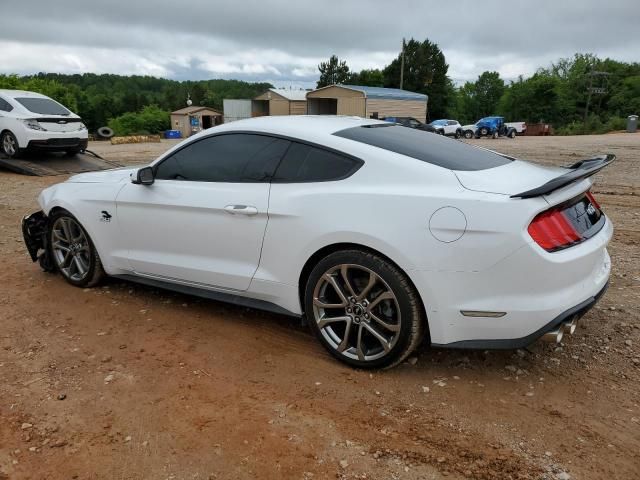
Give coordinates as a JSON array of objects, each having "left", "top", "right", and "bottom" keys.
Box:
[
  {"left": 529, "top": 190, "right": 604, "bottom": 252},
  {"left": 528, "top": 189, "right": 604, "bottom": 252},
  {"left": 528, "top": 209, "right": 581, "bottom": 251}
]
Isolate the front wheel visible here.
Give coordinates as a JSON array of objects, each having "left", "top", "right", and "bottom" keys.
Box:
[
  {"left": 479, "top": 127, "right": 489, "bottom": 136},
  {"left": 464, "top": 130, "right": 474, "bottom": 139},
  {"left": 508, "top": 130, "right": 516, "bottom": 139},
  {"left": 1, "top": 131, "right": 22, "bottom": 158},
  {"left": 49, "top": 210, "right": 105, "bottom": 287},
  {"left": 305, "top": 250, "right": 425, "bottom": 369}
]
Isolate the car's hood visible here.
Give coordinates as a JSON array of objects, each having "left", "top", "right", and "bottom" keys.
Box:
[
  {"left": 455, "top": 159, "right": 566, "bottom": 195},
  {"left": 462, "top": 124, "right": 477, "bottom": 130},
  {"left": 67, "top": 166, "right": 138, "bottom": 183}
]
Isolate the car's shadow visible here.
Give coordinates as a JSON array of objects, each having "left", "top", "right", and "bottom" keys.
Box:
[{"left": 101, "top": 276, "right": 545, "bottom": 376}]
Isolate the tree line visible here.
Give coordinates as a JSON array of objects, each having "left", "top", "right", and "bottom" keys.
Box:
[
  {"left": 0, "top": 73, "right": 272, "bottom": 134},
  {"left": 318, "top": 42, "right": 640, "bottom": 134},
  {"left": 1, "top": 41, "right": 638, "bottom": 136}
]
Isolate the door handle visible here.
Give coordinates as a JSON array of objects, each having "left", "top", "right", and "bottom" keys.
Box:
[{"left": 224, "top": 205, "right": 258, "bottom": 216}]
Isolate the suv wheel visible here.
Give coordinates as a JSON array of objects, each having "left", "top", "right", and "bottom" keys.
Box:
[
  {"left": 305, "top": 250, "right": 425, "bottom": 369},
  {"left": 464, "top": 130, "right": 474, "bottom": 139},
  {"left": 1, "top": 131, "right": 21, "bottom": 158}
]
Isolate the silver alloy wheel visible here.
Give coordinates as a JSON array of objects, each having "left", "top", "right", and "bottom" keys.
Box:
[
  {"left": 312, "top": 264, "right": 401, "bottom": 362},
  {"left": 51, "top": 217, "right": 91, "bottom": 281},
  {"left": 3, "top": 133, "right": 16, "bottom": 156}
]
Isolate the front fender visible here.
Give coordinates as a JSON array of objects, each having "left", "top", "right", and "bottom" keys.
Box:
[{"left": 37, "top": 181, "right": 126, "bottom": 273}]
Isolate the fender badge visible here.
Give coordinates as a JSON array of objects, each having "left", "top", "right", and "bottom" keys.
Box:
[{"left": 100, "top": 211, "right": 112, "bottom": 222}]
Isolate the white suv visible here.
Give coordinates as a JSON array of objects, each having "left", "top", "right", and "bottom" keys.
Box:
[
  {"left": 429, "top": 119, "right": 463, "bottom": 138},
  {"left": 0, "top": 89, "right": 88, "bottom": 158}
]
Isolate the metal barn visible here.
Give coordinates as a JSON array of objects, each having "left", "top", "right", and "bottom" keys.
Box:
[{"left": 306, "top": 85, "right": 428, "bottom": 122}]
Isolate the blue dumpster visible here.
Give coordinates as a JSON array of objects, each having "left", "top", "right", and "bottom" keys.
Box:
[{"left": 164, "top": 130, "right": 182, "bottom": 139}]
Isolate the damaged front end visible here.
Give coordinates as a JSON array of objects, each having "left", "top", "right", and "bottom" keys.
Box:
[{"left": 21, "top": 211, "right": 55, "bottom": 272}]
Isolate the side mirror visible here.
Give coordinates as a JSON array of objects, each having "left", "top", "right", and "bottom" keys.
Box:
[{"left": 131, "top": 166, "right": 154, "bottom": 185}]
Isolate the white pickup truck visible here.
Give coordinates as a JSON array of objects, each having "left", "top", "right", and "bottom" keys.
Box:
[
  {"left": 462, "top": 120, "right": 526, "bottom": 138},
  {"left": 505, "top": 122, "right": 527, "bottom": 134}
]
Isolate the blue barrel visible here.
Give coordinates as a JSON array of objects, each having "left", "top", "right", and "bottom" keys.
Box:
[{"left": 164, "top": 130, "right": 182, "bottom": 139}]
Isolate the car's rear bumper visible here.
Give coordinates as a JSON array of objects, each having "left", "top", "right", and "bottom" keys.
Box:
[
  {"left": 413, "top": 216, "right": 612, "bottom": 348},
  {"left": 26, "top": 137, "right": 88, "bottom": 151},
  {"left": 432, "top": 280, "right": 608, "bottom": 349}
]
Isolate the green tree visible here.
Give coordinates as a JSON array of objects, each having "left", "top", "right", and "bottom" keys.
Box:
[
  {"left": 382, "top": 38, "right": 452, "bottom": 119},
  {"left": 108, "top": 105, "right": 170, "bottom": 136},
  {"left": 474, "top": 71, "right": 504, "bottom": 117},
  {"left": 317, "top": 55, "right": 351, "bottom": 88},
  {"left": 348, "top": 69, "right": 384, "bottom": 87}
]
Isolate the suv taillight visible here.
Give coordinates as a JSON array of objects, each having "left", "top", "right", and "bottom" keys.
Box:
[{"left": 528, "top": 190, "right": 603, "bottom": 252}]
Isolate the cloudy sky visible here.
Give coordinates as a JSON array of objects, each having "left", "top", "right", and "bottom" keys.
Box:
[{"left": 2, "top": 0, "right": 638, "bottom": 87}]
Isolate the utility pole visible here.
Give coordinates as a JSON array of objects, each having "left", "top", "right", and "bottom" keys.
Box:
[
  {"left": 400, "top": 38, "right": 405, "bottom": 90},
  {"left": 584, "top": 70, "right": 610, "bottom": 123}
]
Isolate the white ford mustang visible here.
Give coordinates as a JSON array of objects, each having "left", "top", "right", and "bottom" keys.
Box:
[{"left": 22, "top": 116, "right": 613, "bottom": 368}]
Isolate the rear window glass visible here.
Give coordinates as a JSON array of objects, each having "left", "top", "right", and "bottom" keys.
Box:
[
  {"left": 273, "top": 142, "right": 362, "bottom": 182},
  {"left": 15, "top": 97, "right": 70, "bottom": 115},
  {"left": 333, "top": 124, "right": 512, "bottom": 171}
]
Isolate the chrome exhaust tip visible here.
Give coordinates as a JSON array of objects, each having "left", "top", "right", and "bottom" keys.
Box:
[
  {"left": 563, "top": 317, "right": 578, "bottom": 335},
  {"left": 542, "top": 328, "right": 564, "bottom": 344}
]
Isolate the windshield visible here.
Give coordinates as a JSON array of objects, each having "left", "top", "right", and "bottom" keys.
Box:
[
  {"left": 15, "top": 97, "right": 71, "bottom": 115},
  {"left": 333, "top": 124, "right": 513, "bottom": 171}
]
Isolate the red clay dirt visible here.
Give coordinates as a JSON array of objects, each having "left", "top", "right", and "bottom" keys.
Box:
[{"left": 1, "top": 134, "right": 639, "bottom": 479}]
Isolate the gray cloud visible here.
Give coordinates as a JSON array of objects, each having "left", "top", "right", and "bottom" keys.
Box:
[{"left": 1, "top": 0, "right": 638, "bottom": 86}]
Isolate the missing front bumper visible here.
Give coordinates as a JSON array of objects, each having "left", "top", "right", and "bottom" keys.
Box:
[{"left": 21, "top": 210, "right": 55, "bottom": 272}]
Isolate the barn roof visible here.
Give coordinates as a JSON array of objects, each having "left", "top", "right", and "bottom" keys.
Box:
[
  {"left": 171, "top": 106, "right": 222, "bottom": 115},
  {"left": 310, "top": 85, "right": 427, "bottom": 101},
  {"left": 269, "top": 88, "right": 308, "bottom": 101}
]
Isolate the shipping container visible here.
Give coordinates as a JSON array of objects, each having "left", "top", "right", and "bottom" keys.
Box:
[{"left": 223, "top": 99, "right": 252, "bottom": 123}]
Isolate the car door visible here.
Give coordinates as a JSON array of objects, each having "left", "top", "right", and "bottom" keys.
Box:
[{"left": 116, "top": 133, "right": 290, "bottom": 291}]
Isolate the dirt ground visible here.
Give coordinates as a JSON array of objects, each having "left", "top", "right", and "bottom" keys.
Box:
[{"left": 0, "top": 133, "right": 638, "bottom": 480}]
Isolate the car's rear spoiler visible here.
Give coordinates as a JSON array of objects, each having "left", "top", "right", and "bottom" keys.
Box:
[{"left": 511, "top": 154, "right": 615, "bottom": 199}]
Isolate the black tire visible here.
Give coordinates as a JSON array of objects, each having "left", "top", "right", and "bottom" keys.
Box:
[
  {"left": 455, "top": 129, "right": 461, "bottom": 139},
  {"left": 479, "top": 127, "right": 489, "bottom": 136},
  {"left": 492, "top": 131, "right": 499, "bottom": 139},
  {"left": 97, "top": 126, "right": 114, "bottom": 139},
  {"left": 48, "top": 210, "right": 105, "bottom": 288},
  {"left": 508, "top": 130, "right": 516, "bottom": 139},
  {"left": 1, "top": 131, "right": 22, "bottom": 158},
  {"left": 304, "top": 249, "right": 425, "bottom": 369},
  {"left": 464, "top": 130, "right": 474, "bottom": 139}
]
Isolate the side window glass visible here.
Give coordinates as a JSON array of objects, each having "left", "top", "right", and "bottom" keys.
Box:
[
  {"left": 273, "top": 143, "right": 361, "bottom": 183},
  {"left": 155, "top": 134, "right": 289, "bottom": 182},
  {"left": 0, "top": 98, "right": 13, "bottom": 112}
]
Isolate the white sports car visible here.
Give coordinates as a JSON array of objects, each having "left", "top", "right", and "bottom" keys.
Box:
[{"left": 22, "top": 116, "right": 613, "bottom": 368}]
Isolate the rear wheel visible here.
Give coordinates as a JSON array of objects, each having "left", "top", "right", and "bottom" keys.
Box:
[
  {"left": 49, "top": 210, "right": 105, "bottom": 288},
  {"left": 305, "top": 250, "right": 425, "bottom": 369},
  {"left": 1, "top": 131, "right": 21, "bottom": 158}
]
